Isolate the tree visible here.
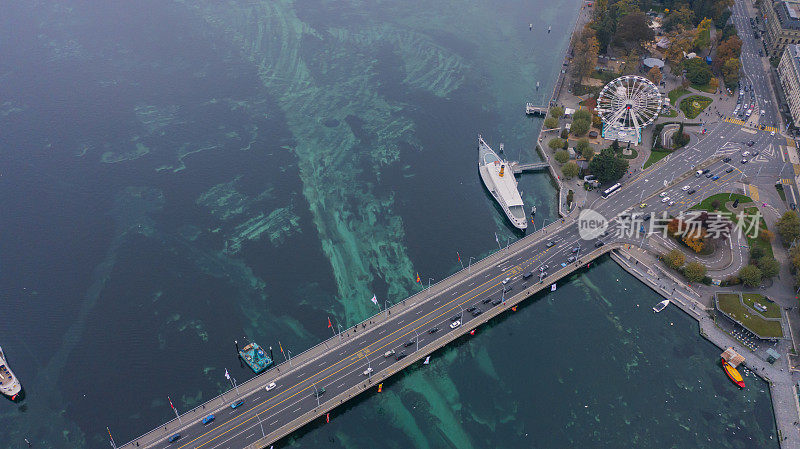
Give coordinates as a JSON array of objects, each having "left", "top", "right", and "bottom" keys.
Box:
[
  {"left": 750, "top": 245, "right": 766, "bottom": 260},
  {"left": 721, "top": 58, "right": 740, "bottom": 88},
  {"left": 721, "top": 24, "right": 738, "bottom": 41},
  {"left": 561, "top": 128, "right": 569, "bottom": 139},
  {"left": 665, "top": 249, "right": 686, "bottom": 269},
  {"left": 555, "top": 149, "right": 570, "bottom": 163},
  {"left": 692, "top": 18, "right": 714, "bottom": 51},
  {"left": 614, "top": 12, "right": 654, "bottom": 50},
  {"left": 576, "top": 139, "right": 594, "bottom": 160},
  {"left": 549, "top": 106, "right": 564, "bottom": 119},
  {"left": 573, "top": 109, "right": 592, "bottom": 122},
  {"left": 548, "top": 138, "right": 565, "bottom": 151},
  {"left": 684, "top": 57, "right": 712, "bottom": 85},
  {"left": 571, "top": 118, "right": 591, "bottom": 136},
  {"left": 776, "top": 211, "right": 800, "bottom": 243},
  {"left": 665, "top": 27, "right": 697, "bottom": 67},
  {"left": 711, "top": 199, "right": 721, "bottom": 210},
  {"left": 757, "top": 256, "right": 780, "bottom": 279},
  {"left": 544, "top": 116, "right": 559, "bottom": 129},
  {"left": 663, "top": 5, "right": 695, "bottom": 32},
  {"left": 588, "top": 148, "right": 629, "bottom": 183},
  {"left": 684, "top": 261, "right": 707, "bottom": 283},
  {"left": 739, "top": 264, "right": 763, "bottom": 287},
  {"left": 562, "top": 161, "right": 580, "bottom": 179},
  {"left": 673, "top": 122, "right": 690, "bottom": 148},
  {"left": 709, "top": 77, "right": 719, "bottom": 92},
  {"left": 647, "top": 66, "right": 663, "bottom": 85},
  {"left": 715, "top": 35, "right": 743, "bottom": 71},
  {"left": 573, "top": 28, "right": 600, "bottom": 82},
  {"left": 759, "top": 229, "right": 774, "bottom": 242}
]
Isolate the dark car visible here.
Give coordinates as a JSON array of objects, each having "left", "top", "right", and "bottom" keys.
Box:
[
  {"left": 472, "top": 308, "right": 483, "bottom": 317},
  {"left": 571, "top": 246, "right": 580, "bottom": 253},
  {"left": 741, "top": 159, "right": 748, "bottom": 164},
  {"left": 482, "top": 297, "right": 492, "bottom": 304},
  {"left": 315, "top": 387, "right": 326, "bottom": 397},
  {"left": 522, "top": 271, "right": 533, "bottom": 279},
  {"left": 723, "top": 157, "right": 731, "bottom": 162},
  {"left": 395, "top": 352, "right": 407, "bottom": 361},
  {"left": 687, "top": 189, "right": 696, "bottom": 194},
  {"left": 451, "top": 314, "right": 461, "bottom": 322},
  {"left": 467, "top": 306, "right": 477, "bottom": 312},
  {"left": 429, "top": 327, "right": 439, "bottom": 334},
  {"left": 792, "top": 203, "right": 797, "bottom": 211},
  {"left": 747, "top": 140, "right": 755, "bottom": 146},
  {"left": 491, "top": 298, "right": 502, "bottom": 306},
  {"left": 546, "top": 241, "right": 555, "bottom": 247},
  {"left": 168, "top": 434, "right": 181, "bottom": 444},
  {"left": 503, "top": 285, "right": 513, "bottom": 293},
  {"left": 404, "top": 339, "right": 415, "bottom": 347},
  {"left": 567, "top": 256, "right": 576, "bottom": 263},
  {"left": 594, "top": 241, "right": 605, "bottom": 248},
  {"left": 230, "top": 400, "right": 245, "bottom": 409},
  {"left": 752, "top": 150, "right": 760, "bottom": 156},
  {"left": 702, "top": 168, "right": 711, "bottom": 174},
  {"left": 726, "top": 167, "right": 734, "bottom": 173},
  {"left": 643, "top": 214, "right": 651, "bottom": 221},
  {"left": 705, "top": 172, "right": 714, "bottom": 178}
]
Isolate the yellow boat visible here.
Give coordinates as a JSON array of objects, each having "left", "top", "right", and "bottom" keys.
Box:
[{"left": 721, "top": 358, "right": 745, "bottom": 388}]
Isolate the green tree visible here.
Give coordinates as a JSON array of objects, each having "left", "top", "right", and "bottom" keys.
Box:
[
  {"left": 573, "top": 109, "right": 592, "bottom": 122},
  {"left": 573, "top": 26, "right": 600, "bottom": 82},
  {"left": 548, "top": 138, "right": 565, "bottom": 151},
  {"left": 684, "top": 57, "right": 712, "bottom": 85},
  {"left": 721, "top": 58, "right": 740, "bottom": 87},
  {"left": 588, "top": 148, "right": 628, "bottom": 183},
  {"left": 692, "top": 18, "right": 714, "bottom": 51},
  {"left": 757, "top": 256, "right": 780, "bottom": 279},
  {"left": 614, "top": 12, "right": 654, "bottom": 50},
  {"left": 647, "top": 66, "right": 663, "bottom": 85},
  {"left": 576, "top": 139, "right": 594, "bottom": 160},
  {"left": 684, "top": 261, "right": 707, "bottom": 283},
  {"left": 663, "top": 5, "right": 695, "bottom": 32},
  {"left": 544, "top": 116, "right": 559, "bottom": 129},
  {"left": 665, "top": 27, "right": 697, "bottom": 67},
  {"left": 555, "top": 149, "right": 570, "bottom": 164},
  {"left": 562, "top": 161, "right": 580, "bottom": 179},
  {"left": 776, "top": 211, "right": 800, "bottom": 243},
  {"left": 571, "top": 118, "right": 591, "bottom": 136},
  {"left": 739, "top": 264, "right": 763, "bottom": 287},
  {"left": 750, "top": 245, "right": 765, "bottom": 260},
  {"left": 549, "top": 106, "right": 564, "bottom": 119},
  {"left": 665, "top": 249, "right": 686, "bottom": 269}
]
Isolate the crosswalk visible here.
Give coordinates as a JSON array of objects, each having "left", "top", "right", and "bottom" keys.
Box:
[
  {"left": 780, "top": 178, "right": 793, "bottom": 185},
  {"left": 722, "top": 116, "right": 778, "bottom": 133}
]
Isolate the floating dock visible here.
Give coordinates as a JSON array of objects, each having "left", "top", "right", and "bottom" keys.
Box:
[{"left": 239, "top": 342, "right": 273, "bottom": 374}]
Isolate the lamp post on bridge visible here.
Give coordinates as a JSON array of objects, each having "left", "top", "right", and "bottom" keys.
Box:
[
  {"left": 385, "top": 300, "right": 393, "bottom": 318},
  {"left": 414, "top": 329, "right": 420, "bottom": 352},
  {"left": 428, "top": 278, "right": 434, "bottom": 289},
  {"left": 288, "top": 350, "right": 293, "bottom": 367},
  {"left": 255, "top": 412, "right": 266, "bottom": 438},
  {"left": 313, "top": 384, "right": 321, "bottom": 407},
  {"left": 468, "top": 257, "right": 475, "bottom": 273}
]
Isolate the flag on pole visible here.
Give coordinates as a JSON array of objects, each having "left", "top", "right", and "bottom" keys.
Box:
[
  {"left": 327, "top": 317, "right": 333, "bottom": 329},
  {"left": 168, "top": 396, "right": 176, "bottom": 412},
  {"left": 370, "top": 295, "right": 378, "bottom": 306},
  {"left": 326, "top": 413, "right": 330, "bottom": 423},
  {"left": 469, "top": 329, "right": 476, "bottom": 335},
  {"left": 279, "top": 341, "right": 285, "bottom": 356},
  {"left": 416, "top": 272, "right": 421, "bottom": 283},
  {"left": 495, "top": 232, "right": 500, "bottom": 244},
  {"left": 511, "top": 305, "right": 517, "bottom": 312},
  {"left": 550, "top": 283, "right": 557, "bottom": 291},
  {"left": 423, "top": 356, "right": 430, "bottom": 365},
  {"left": 457, "top": 252, "right": 461, "bottom": 263},
  {"left": 377, "top": 383, "right": 383, "bottom": 393},
  {"left": 225, "top": 368, "right": 231, "bottom": 380}
]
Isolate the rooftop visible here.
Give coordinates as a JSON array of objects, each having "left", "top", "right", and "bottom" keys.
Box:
[{"left": 776, "top": 0, "right": 800, "bottom": 30}]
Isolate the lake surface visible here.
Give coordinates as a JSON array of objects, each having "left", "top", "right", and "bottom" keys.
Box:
[{"left": 0, "top": 0, "right": 777, "bottom": 448}]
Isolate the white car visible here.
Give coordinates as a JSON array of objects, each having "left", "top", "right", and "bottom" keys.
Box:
[
  {"left": 681, "top": 185, "right": 691, "bottom": 191},
  {"left": 661, "top": 197, "right": 670, "bottom": 203},
  {"left": 761, "top": 109, "right": 765, "bottom": 115},
  {"left": 502, "top": 277, "right": 510, "bottom": 285},
  {"left": 659, "top": 192, "right": 668, "bottom": 197},
  {"left": 450, "top": 320, "right": 461, "bottom": 329},
  {"left": 384, "top": 350, "right": 395, "bottom": 357},
  {"left": 363, "top": 367, "right": 373, "bottom": 376},
  {"left": 742, "top": 151, "right": 750, "bottom": 157},
  {"left": 266, "top": 382, "right": 276, "bottom": 391},
  {"left": 771, "top": 130, "right": 776, "bottom": 136},
  {"left": 669, "top": 201, "right": 675, "bottom": 206}
]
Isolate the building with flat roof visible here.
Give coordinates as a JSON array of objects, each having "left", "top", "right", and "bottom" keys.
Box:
[
  {"left": 777, "top": 44, "right": 800, "bottom": 127},
  {"left": 763, "top": 0, "right": 800, "bottom": 58}
]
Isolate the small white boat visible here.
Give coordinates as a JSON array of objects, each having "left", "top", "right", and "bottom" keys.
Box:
[{"left": 652, "top": 299, "right": 669, "bottom": 313}]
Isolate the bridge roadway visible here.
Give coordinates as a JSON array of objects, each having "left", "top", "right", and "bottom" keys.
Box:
[{"left": 123, "top": 115, "right": 767, "bottom": 449}]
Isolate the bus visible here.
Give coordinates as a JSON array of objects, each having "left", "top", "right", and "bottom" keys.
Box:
[{"left": 601, "top": 183, "right": 621, "bottom": 198}]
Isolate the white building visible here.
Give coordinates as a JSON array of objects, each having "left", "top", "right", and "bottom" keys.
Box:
[{"left": 778, "top": 44, "right": 800, "bottom": 127}]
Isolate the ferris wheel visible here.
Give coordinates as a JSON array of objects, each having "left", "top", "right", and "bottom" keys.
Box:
[{"left": 597, "top": 75, "right": 662, "bottom": 141}]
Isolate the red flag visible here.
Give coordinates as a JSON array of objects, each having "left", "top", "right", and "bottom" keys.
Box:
[
  {"left": 377, "top": 383, "right": 383, "bottom": 392},
  {"left": 457, "top": 252, "right": 461, "bottom": 262},
  {"left": 327, "top": 317, "right": 332, "bottom": 329},
  {"left": 326, "top": 413, "right": 330, "bottom": 423},
  {"left": 168, "top": 396, "right": 176, "bottom": 411},
  {"left": 416, "top": 272, "right": 421, "bottom": 283},
  {"left": 511, "top": 306, "right": 517, "bottom": 312},
  {"left": 469, "top": 329, "right": 476, "bottom": 335}
]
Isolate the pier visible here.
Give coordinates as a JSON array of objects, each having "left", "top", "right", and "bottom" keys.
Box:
[{"left": 509, "top": 160, "right": 549, "bottom": 174}]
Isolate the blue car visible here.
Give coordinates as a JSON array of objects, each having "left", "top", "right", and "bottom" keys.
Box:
[
  {"left": 168, "top": 434, "right": 181, "bottom": 443},
  {"left": 230, "top": 400, "right": 245, "bottom": 409},
  {"left": 712, "top": 175, "right": 720, "bottom": 180},
  {"left": 202, "top": 414, "right": 215, "bottom": 425}
]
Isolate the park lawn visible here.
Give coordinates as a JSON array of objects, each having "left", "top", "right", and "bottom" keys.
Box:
[
  {"left": 661, "top": 108, "right": 679, "bottom": 118},
  {"left": 668, "top": 87, "right": 690, "bottom": 105},
  {"left": 680, "top": 95, "right": 713, "bottom": 119},
  {"left": 614, "top": 147, "right": 638, "bottom": 159},
  {"left": 692, "top": 82, "right": 718, "bottom": 94},
  {"left": 644, "top": 149, "right": 671, "bottom": 168},
  {"left": 717, "top": 293, "right": 784, "bottom": 338},
  {"left": 742, "top": 293, "right": 781, "bottom": 319}
]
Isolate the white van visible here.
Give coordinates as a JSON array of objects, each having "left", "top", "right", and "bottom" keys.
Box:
[{"left": 695, "top": 170, "right": 703, "bottom": 177}]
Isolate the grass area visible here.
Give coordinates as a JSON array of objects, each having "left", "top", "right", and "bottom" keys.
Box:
[
  {"left": 668, "top": 87, "right": 690, "bottom": 105},
  {"left": 661, "top": 108, "right": 679, "bottom": 118},
  {"left": 742, "top": 293, "right": 781, "bottom": 319},
  {"left": 717, "top": 293, "right": 784, "bottom": 338},
  {"left": 644, "top": 149, "right": 672, "bottom": 168},
  {"left": 742, "top": 206, "right": 774, "bottom": 259},
  {"left": 679, "top": 95, "right": 713, "bottom": 119},
  {"left": 692, "top": 81, "right": 718, "bottom": 94},
  {"left": 614, "top": 146, "right": 638, "bottom": 159},
  {"left": 690, "top": 193, "right": 753, "bottom": 216},
  {"left": 776, "top": 184, "right": 787, "bottom": 202}
]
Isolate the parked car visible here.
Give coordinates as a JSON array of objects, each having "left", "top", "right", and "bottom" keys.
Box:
[{"left": 726, "top": 167, "right": 734, "bottom": 173}]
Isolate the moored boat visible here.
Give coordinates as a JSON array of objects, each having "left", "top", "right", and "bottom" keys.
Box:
[
  {"left": 0, "top": 345, "right": 23, "bottom": 402},
  {"left": 721, "top": 358, "right": 745, "bottom": 388},
  {"left": 652, "top": 299, "right": 669, "bottom": 313},
  {"left": 239, "top": 342, "right": 273, "bottom": 374},
  {"left": 478, "top": 135, "right": 527, "bottom": 230}
]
